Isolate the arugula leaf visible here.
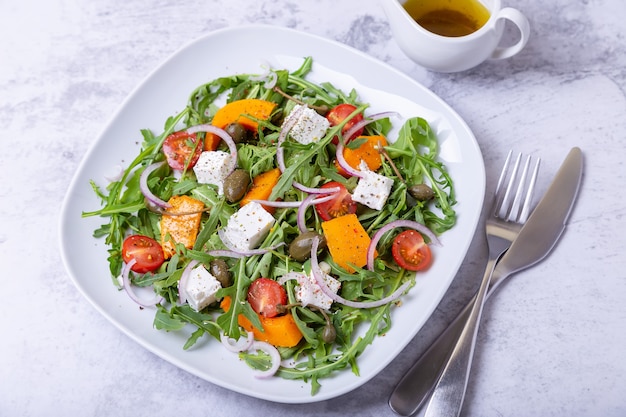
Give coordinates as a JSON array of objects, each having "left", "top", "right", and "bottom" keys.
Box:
[{"left": 385, "top": 117, "right": 457, "bottom": 233}]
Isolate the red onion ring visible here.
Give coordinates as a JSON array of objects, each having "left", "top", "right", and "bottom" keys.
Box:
[
  {"left": 121, "top": 259, "right": 164, "bottom": 308},
  {"left": 293, "top": 184, "right": 340, "bottom": 194},
  {"left": 186, "top": 124, "right": 237, "bottom": 174},
  {"left": 250, "top": 200, "right": 303, "bottom": 208},
  {"left": 277, "top": 271, "right": 308, "bottom": 287},
  {"left": 220, "top": 331, "right": 254, "bottom": 353},
  {"left": 335, "top": 111, "right": 401, "bottom": 178},
  {"left": 310, "top": 237, "right": 411, "bottom": 309},
  {"left": 335, "top": 138, "right": 365, "bottom": 178},
  {"left": 139, "top": 162, "right": 171, "bottom": 209},
  {"left": 250, "top": 341, "right": 282, "bottom": 379},
  {"left": 104, "top": 164, "right": 124, "bottom": 183},
  {"left": 296, "top": 193, "right": 337, "bottom": 233},
  {"left": 366, "top": 220, "right": 441, "bottom": 270},
  {"left": 343, "top": 111, "right": 401, "bottom": 143},
  {"left": 207, "top": 249, "right": 244, "bottom": 259},
  {"left": 261, "top": 71, "right": 277, "bottom": 89},
  {"left": 251, "top": 192, "right": 337, "bottom": 209},
  {"left": 249, "top": 62, "right": 277, "bottom": 89},
  {"left": 178, "top": 260, "right": 199, "bottom": 304}
]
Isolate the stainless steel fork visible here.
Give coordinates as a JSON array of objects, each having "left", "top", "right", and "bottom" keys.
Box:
[
  {"left": 389, "top": 151, "right": 541, "bottom": 416},
  {"left": 420, "top": 151, "right": 540, "bottom": 417}
]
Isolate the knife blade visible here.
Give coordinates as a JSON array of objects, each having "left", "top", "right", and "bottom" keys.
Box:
[
  {"left": 493, "top": 146, "right": 583, "bottom": 276},
  {"left": 389, "top": 147, "right": 583, "bottom": 417}
]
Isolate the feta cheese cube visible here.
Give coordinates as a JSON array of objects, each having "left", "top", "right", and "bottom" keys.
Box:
[
  {"left": 182, "top": 264, "right": 222, "bottom": 311},
  {"left": 294, "top": 270, "right": 341, "bottom": 311},
  {"left": 352, "top": 165, "right": 394, "bottom": 210},
  {"left": 222, "top": 202, "right": 275, "bottom": 251},
  {"left": 193, "top": 150, "right": 233, "bottom": 194},
  {"left": 283, "top": 104, "right": 330, "bottom": 145}
]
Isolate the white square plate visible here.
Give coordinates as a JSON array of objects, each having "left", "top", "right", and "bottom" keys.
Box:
[{"left": 59, "top": 24, "right": 485, "bottom": 403}]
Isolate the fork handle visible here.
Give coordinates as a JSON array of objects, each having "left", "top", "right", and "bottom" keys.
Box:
[
  {"left": 388, "top": 262, "right": 507, "bottom": 416},
  {"left": 388, "top": 291, "right": 477, "bottom": 416},
  {"left": 422, "top": 257, "right": 497, "bottom": 417}
]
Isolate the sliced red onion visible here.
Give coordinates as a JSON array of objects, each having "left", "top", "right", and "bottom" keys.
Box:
[
  {"left": 249, "top": 61, "right": 277, "bottom": 89},
  {"left": 335, "top": 138, "right": 365, "bottom": 178},
  {"left": 186, "top": 124, "right": 237, "bottom": 174},
  {"left": 367, "top": 220, "right": 441, "bottom": 270},
  {"left": 217, "top": 229, "right": 285, "bottom": 257},
  {"left": 335, "top": 111, "right": 400, "bottom": 178},
  {"left": 121, "top": 259, "right": 164, "bottom": 308},
  {"left": 343, "top": 111, "right": 400, "bottom": 143},
  {"left": 178, "top": 260, "right": 199, "bottom": 305},
  {"left": 207, "top": 249, "right": 245, "bottom": 259},
  {"left": 220, "top": 331, "right": 254, "bottom": 353},
  {"left": 264, "top": 71, "right": 278, "bottom": 90},
  {"left": 251, "top": 192, "right": 336, "bottom": 209},
  {"left": 293, "top": 184, "right": 340, "bottom": 194},
  {"left": 263, "top": 71, "right": 277, "bottom": 89},
  {"left": 104, "top": 164, "right": 124, "bottom": 183},
  {"left": 277, "top": 271, "right": 308, "bottom": 286},
  {"left": 139, "top": 162, "right": 171, "bottom": 209},
  {"left": 250, "top": 341, "right": 282, "bottom": 379},
  {"left": 250, "top": 200, "right": 303, "bottom": 208},
  {"left": 297, "top": 193, "right": 337, "bottom": 233},
  {"left": 309, "top": 237, "right": 411, "bottom": 309}
]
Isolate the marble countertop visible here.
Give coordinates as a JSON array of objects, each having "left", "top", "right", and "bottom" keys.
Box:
[{"left": 2, "top": 0, "right": 625, "bottom": 416}]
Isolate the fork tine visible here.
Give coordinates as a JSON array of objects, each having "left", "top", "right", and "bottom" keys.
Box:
[
  {"left": 497, "top": 153, "right": 522, "bottom": 218},
  {"left": 519, "top": 157, "right": 541, "bottom": 222},
  {"left": 494, "top": 150, "right": 513, "bottom": 196},
  {"left": 507, "top": 155, "right": 531, "bottom": 221}
]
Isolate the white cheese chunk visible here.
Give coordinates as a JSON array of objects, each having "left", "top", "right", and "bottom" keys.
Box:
[
  {"left": 193, "top": 150, "right": 233, "bottom": 194},
  {"left": 352, "top": 164, "right": 394, "bottom": 210},
  {"left": 222, "top": 202, "right": 275, "bottom": 251},
  {"left": 283, "top": 104, "right": 330, "bottom": 145},
  {"left": 294, "top": 270, "right": 341, "bottom": 311},
  {"left": 182, "top": 264, "right": 222, "bottom": 311}
]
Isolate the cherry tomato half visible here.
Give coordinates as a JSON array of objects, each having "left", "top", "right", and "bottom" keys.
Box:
[
  {"left": 314, "top": 181, "right": 358, "bottom": 221},
  {"left": 247, "top": 277, "right": 287, "bottom": 318},
  {"left": 162, "top": 131, "right": 203, "bottom": 170},
  {"left": 122, "top": 235, "right": 165, "bottom": 274},
  {"left": 326, "top": 103, "right": 364, "bottom": 145},
  {"left": 391, "top": 230, "right": 432, "bottom": 272}
]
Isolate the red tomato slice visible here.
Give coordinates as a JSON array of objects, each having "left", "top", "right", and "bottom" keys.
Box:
[
  {"left": 315, "top": 181, "right": 358, "bottom": 221},
  {"left": 391, "top": 230, "right": 432, "bottom": 271},
  {"left": 162, "top": 131, "right": 203, "bottom": 170},
  {"left": 122, "top": 235, "right": 165, "bottom": 274},
  {"left": 326, "top": 103, "right": 364, "bottom": 145},
  {"left": 247, "top": 278, "right": 287, "bottom": 318}
]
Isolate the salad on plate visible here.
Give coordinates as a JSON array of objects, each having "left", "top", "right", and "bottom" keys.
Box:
[{"left": 82, "top": 57, "right": 456, "bottom": 394}]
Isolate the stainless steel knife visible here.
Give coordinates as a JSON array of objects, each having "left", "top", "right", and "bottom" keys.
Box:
[
  {"left": 389, "top": 147, "right": 584, "bottom": 416},
  {"left": 491, "top": 146, "right": 583, "bottom": 276}
]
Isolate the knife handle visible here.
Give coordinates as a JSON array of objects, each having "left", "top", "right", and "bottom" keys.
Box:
[{"left": 388, "top": 291, "right": 477, "bottom": 416}]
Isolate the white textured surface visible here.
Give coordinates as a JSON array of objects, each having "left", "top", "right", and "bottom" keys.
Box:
[{"left": 1, "top": 0, "right": 625, "bottom": 416}]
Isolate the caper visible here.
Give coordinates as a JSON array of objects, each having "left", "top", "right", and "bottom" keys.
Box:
[
  {"left": 314, "top": 104, "right": 329, "bottom": 116},
  {"left": 270, "top": 108, "right": 284, "bottom": 126},
  {"left": 322, "top": 324, "right": 337, "bottom": 344},
  {"left": 209, "top": 259, "right": 231, "bottom": 287},
  {"left": 224, "top": 122, "right": 249, "bottom": 144},
  {"left": 408, "top": 184, "right": 435, "bottom": 201},
  {"left": 223, "top": 169, "right": 250, "bottom": 203},
  {"left": 288, "top": 231, "right": 327, "bottom": 262}
]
